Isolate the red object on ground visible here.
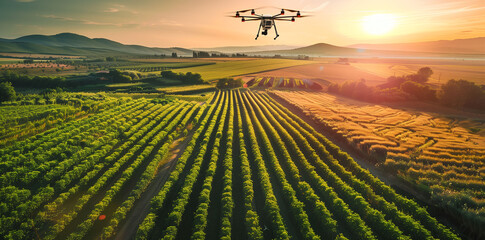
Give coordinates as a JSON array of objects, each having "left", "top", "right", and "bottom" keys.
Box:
[{"left": 99, "top": 215, "right": 106, "bottom": 220}]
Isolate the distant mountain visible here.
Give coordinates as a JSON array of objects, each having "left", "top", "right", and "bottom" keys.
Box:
[
  {"left": 348, "top": 37, "right": 485, "bottom": 54},
  {"left": 248, "top": 43, "right": 404, "bottom": 57},
  {"left": 1, "top": 33, "right": 483, "bottom": 58},
  {"left": 0, "top": 33, "right": 194, "bottom": 56},
  {"left": 194, "top": 45, "right": 300, "bottom": 54},
  {"left": 248, "top": 41, "right": 485, "bottom": 58}
]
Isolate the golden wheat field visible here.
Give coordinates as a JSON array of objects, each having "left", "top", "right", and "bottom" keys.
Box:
[{"left": 270, "top": 90, "right": 485, "bottom": 218}]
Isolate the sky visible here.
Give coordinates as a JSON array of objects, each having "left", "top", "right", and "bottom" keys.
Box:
[{"left": 0, "top": 0, "right": 484, "bottom": 48}]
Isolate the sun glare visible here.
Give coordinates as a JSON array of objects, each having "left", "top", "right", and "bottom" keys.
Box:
[{"left": 361, "top": 14, "right": 396, "bottom": 35}]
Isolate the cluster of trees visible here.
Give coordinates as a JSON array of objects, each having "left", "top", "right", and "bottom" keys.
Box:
[
  {"left": 161, "top": 70, "right": 205, "bottom": 84},
  {"left": 99, "top": 69, "right": 142, "bottom": 82},
  {"left": 328, "top": 67, "right": 485, "bottom": 110},
  {"left": 0, "top": 69, "right": 145, "bottom": 91},
  {"left": 1, "top": 70, "right": 66, "bottom": 88},
  {"left": 216, "top": 78, "right": 244, "bottom": 89},
  {"left": 0, "top": 81, "right": 16, "bottom": 103},
  {"left": 193, "top": 51, "right": 230, "bottom": 58}
]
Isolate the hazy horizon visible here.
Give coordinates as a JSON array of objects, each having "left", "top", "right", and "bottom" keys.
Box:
[{"left": 1, "top": 0, "right": 484, "bottom": 48}]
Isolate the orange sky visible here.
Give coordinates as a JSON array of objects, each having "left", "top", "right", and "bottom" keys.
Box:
[{"left": 1, "top": 0, "right": 484, "bottom": 47}]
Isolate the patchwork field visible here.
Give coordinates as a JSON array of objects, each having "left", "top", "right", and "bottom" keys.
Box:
[
  {"left": 270, "top": 90, "right": 485, "bottom": 237},
  {"left": 173, "top": 59, "right": 313, "bottom": 81},
  {"left": 1, "top": 62, "right": 74, "bottom": 69},
  {"left": 117, "top": 62, "right": 215, "bottom": 73},
  {"left": 0, "top": 90, "right": 459, "bottom": 240}
]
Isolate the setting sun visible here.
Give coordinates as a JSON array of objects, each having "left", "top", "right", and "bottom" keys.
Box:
[{"left": 361, "top": 14, "right": 397, "bottom": 35}]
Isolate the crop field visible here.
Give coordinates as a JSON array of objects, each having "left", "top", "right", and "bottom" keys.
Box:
[
  {"left": 173, "top": 59, "right": 313, "bottom": 81},
  {"left": 0, "top": 90, "right": 460, "bottom": 240},
  {"left": 156, "top": 84, "right": 216, "bottom": 94},
  {"left": 117, "top": 62, "right": 215, "bottom": 72},
  {"left": 1, "top": 62, "right": 74, "bottom": 69},
  {"left": 0, "top": 58, "right": 24, "bottom": 64},
  {"left": 270, "top": 90, "right": 485, "bottom": 237},
  {"left": 246, "top": 77, "right": 323, "bottom": 90},
  {"left": 239, "top": 63, "right": 387, "bottom": 86}
]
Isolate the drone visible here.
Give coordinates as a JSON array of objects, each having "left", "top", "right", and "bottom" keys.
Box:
[{"left": 230, "top": 8, "right": 309, "bottom": 40}]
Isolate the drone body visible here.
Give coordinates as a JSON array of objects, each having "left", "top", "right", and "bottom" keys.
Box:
[{"left": 230, "top": 8, "right": 308, "bottom": 40}]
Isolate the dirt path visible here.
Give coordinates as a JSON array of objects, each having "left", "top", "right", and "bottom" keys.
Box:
[{"left": 113, "top": 131, "right": 194, "bottom": 240}]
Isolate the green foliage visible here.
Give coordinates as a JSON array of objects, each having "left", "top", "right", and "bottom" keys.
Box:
[
  {"left": 161, "top": 70, "right": 205, "bottom": 84},
  {"left": 0, "top": 82, "right": 16, "bottom": 103},
  {"left": 1, "top": 70, "right": 66, "bottom": 88},
  {"left": 216, "top": 78, "right": 244, "bottom": 89},
  {"left": 400, "top": 81, "right": 436, "bottom": 101},
  {"left": 0, "top": 89, "right": 461, "bottom": 240},
  {"left": 439, "top": 79, "right": 485, "bottom": 110}
]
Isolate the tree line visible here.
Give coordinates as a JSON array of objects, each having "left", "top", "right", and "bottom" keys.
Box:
[{"left": 328, "top": 67, "right": 485, "bottom": 110}]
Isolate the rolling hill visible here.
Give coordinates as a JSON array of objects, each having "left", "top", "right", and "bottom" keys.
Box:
[
  {"left": 194, "top": 45, "right": 300, "bottom": 54},
  {"left": 0, "top": 33, "right": 194, "bottom": 57},
  {"left": 1, "top": 33, "right": 484, "bottom": 58}
]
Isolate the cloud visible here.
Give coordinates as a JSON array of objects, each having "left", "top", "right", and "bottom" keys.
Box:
[
  {"left": 15, "top": 0, "right": 35, "bottom": 2},
  {"left": 103, "top": 4, "right": 138, "bottom": 14},
  {"left": 104, "top": 8, "right": 120, "bottom": 13}
]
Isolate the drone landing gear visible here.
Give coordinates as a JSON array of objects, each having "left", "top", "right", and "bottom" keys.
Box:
[
  {"left": 273, "top": 23, "right": 280, "bottom": 40},
  {"left": 255, "top": 23, "right": 262, "bottom": 40}
]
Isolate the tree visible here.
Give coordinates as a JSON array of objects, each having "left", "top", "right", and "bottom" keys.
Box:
[
  {"left": 216, "top": 78, "right": 244, "bottom": 89},
  {"left": 438, "top": 79, "right": 485, "bottom": 109},
  {"left": 417, "top": 67, "right": 433, "bottom": 81},
  {"left": 193, "top": 51, "right": 198, "bottom": 58},
  {"left": 401, "top": 81, "right": 436, "bottom": 101},
  {"left": 105, "top": 56, "right": 116, "bottom": 62},
  {"left": 171, "top": 52, "right": 178, "bottom": 58},
  {"left": 0, "top": 81, "right": 16, "bottom": 102}
]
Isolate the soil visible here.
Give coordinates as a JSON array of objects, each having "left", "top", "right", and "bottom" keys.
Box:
[{"left": 113, "top": 132, "right": 194, "bottom": 240}]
